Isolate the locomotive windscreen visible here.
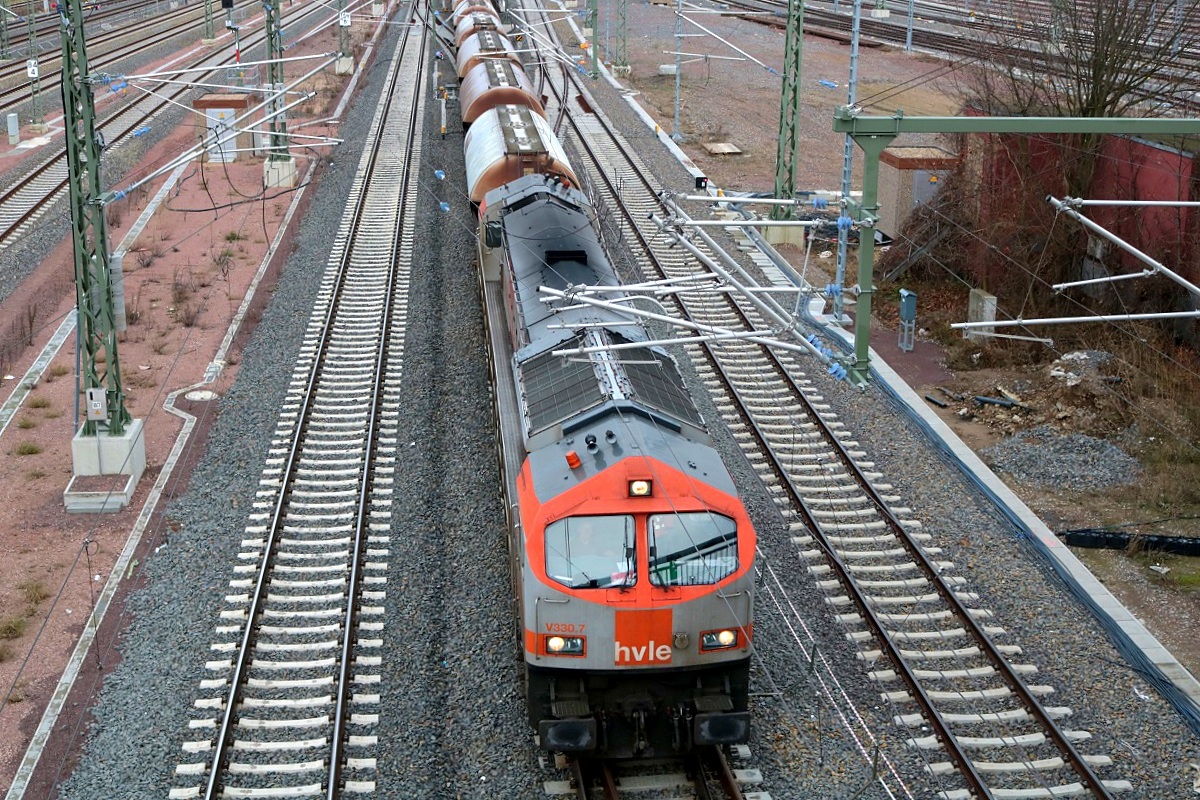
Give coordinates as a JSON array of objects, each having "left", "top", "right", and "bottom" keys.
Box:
[{"left": 540, "top": 250, "right": 593, "bottom": 289}]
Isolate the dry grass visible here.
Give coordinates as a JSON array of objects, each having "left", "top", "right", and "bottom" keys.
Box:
[
  {"left": 5, "top": 676, "right": 27, "bottom": 700},
  {"left": 122, "top": 367, "right": 156, "bottom": 389},
  {"left": 172, "top": 267, "right": 195, "bottom": 305},
  {"left": 0, "top": 615, "right": 28, "bottom": 639},
  {"left": 27, "top": 396, "right": 50, "bottom": 409},
  {"left": 13, "top": 442, "right": 42, "bottom": 456},
  {"left": 43, "top": 363, "right": 71, "bottom": 384},
  {"left": 20, "top": 579, "right": 49, "bottom": 606},
  {"left": 178, "top": 302, "right": 200, "bottom": 328}
]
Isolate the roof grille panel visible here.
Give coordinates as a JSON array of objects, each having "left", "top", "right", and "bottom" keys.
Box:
[
  {"left": 520, "top": 338, "right": 605, "bottom": 433},
  {"left": 610, "top": 333, "right": 702, "bottom": 426}
]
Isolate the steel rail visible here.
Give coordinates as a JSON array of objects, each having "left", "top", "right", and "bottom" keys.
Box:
[
  {"left": 0, "top": 0, "right": 262, "bottom": 115},
  {"left": 325, "top": 8, "right": 426, "bottom": 799},
  {"left": 0, "top": 0, "right": 329, "bottom": 251}
]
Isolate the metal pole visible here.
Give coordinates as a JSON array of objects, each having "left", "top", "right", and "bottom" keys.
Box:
[
  {"left": 833, "top": 0, "right": 861, "bottom": 322},
  {"left": 672, "top": 0, "right": 682, "bottom": 140},
  {"left": 1048, "top": 195, "right": 1200, "bottom": 297},
  {"left": 904, "top": 0, "right": 914, "bottom": 51},
  {"left": 204, "top": 0, "right": 214, "bottom": 39},
  {"left": 225, "top": 5, "right": 242, "bottom": 86},
  {"left": 588, "top": 0, "right": 597, "bottom": 77},
  {"left": 603, "top": 0, "right": 609, "bottom": 64},
  {"left": 338, "top": 0, "right": 351, "bottom": 58},
  {"left": 1, "top": 0, "right": 10, "bottom": 60},
  {"left": 264, "top": 0, "right": 289, "bottom": 160},
  {"left": 850, "top": 135, "right": 891, "bottom": 383},
  {"left": 1172, "top": 0, "right": 1182, "bottom": 55}
]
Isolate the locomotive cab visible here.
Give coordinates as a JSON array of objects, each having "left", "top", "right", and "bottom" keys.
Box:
[{"left": 517, "top": 423, "right": 756, "bottom": 758}]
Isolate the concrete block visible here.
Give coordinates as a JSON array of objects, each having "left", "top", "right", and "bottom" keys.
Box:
[{"left": 264, "top": 157, "right": 298, "bottom": 189}]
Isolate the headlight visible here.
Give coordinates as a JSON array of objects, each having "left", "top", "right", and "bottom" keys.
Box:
[
  {"left": 628, "top": 479, "right": 652, "bottom": 497},
  {"left": 700, "top": 629, "right": 739, "bottom": 651},
  {"left": 543, "top": 635, "right": 586, "bottom": 656}
]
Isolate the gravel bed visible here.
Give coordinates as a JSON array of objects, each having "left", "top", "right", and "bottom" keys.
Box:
[
  {"left": 36, "top": 11, "right": 1200, "bottom": 800},
  {"left": 787, "top": 364, "right": 1200, "bottom": 797},
  {"left": 0, "top": 39, "right": 193, "bottom": 311},
  {"left": 365, "top": 63, "right": 543, "bottom": 798},
  {"left": 0, "top": 3, "right": 296, "bottom": 310},
  {"left": 982, "top": 424, "right": 1143, "bottom": 491}
]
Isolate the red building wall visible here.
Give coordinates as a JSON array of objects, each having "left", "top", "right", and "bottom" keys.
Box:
[{"left": 975, "top": 132, "right": 1199, "bottom": 286}]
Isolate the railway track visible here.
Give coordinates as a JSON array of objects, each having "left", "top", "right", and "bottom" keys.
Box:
[
  {"left": 166, "top": 5, "right": 426, "bottom": 798},
  {"left": 0, "top": 0, "right": 261, "bottom": 117},
  {"left": 563, "top": 746, "right": 758, "bottom": 799},
  {"left": 718, "top": 0, "right": 1200, "bottom": 112},
  {"left": 0, "top": 0, "right": 329, "bottom": 252},
  {"left": 0, "top": 0, "right": 166, "bottom": 60},
  {"left": 519, "top": 7, "right": 1138, "bottom": 797}
]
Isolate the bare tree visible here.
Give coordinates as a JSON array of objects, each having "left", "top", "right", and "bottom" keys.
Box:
[{"left": 970, "top": 0, "right": 1200, "bottom": 121}]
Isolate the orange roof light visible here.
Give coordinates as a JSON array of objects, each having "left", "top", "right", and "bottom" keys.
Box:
[{"left": 565, "top": 451, "right": 582, "bottom": 469}]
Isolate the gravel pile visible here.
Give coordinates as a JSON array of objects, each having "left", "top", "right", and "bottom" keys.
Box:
[
  {"left": 36, "top": 10, "right": 1200, "bottom": 800},
  {"left": 982, "top": 424, "right": 1142, "bottom": 491}
]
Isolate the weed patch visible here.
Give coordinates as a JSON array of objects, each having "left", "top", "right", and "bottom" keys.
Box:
[{"left": 0, "top": 616, "right": 28, "bottom": 639}]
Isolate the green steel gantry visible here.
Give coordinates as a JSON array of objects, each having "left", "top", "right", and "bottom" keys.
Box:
[
  {"left": 771, "top": 0, "right": 804, "bottom": 221},
  {"left": 614, "top": 0, "right": 627, "bottom": 70},
  {"left": 59, "top": 0, "right": 130, "bottom": 435},
  {"left": 831, "top": 107, "right": 1200, "bottom": 385},
  {"left": 264, "top": 0, "right": 288, "bottom": 160},
  {"left": 204, "top": 0, "right": 215, "bottom": 40}
]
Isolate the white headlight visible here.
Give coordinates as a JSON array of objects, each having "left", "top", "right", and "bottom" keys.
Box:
[
  {"left": 701, "top": 629, "right": 739, "bottom": 651},
  {"left": 544, "top": 635, "right": 585, "bottom": 655}
]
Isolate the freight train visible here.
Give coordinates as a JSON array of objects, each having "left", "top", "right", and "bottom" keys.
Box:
[{"left": 446, "top": 0, "right": 756, "bottom": 758}]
